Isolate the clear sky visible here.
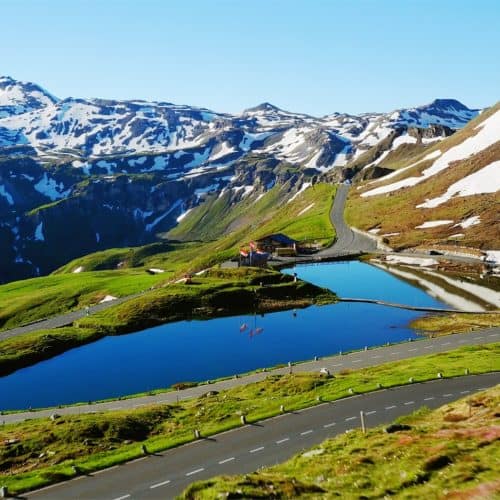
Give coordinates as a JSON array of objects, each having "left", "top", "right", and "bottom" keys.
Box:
[{"left": 1, "top": 0, "right": 498, "bottom": 116}]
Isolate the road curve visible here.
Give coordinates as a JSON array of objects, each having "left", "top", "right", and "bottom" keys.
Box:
[
  {"left": 318, "top": 183, "right": 377, "bottom": 257},
  {"left": 26, "top": 373, "right": 500, "bottom": 500},
  {"left": 3, "top": 327, "right": 499, "bottom": 422}
]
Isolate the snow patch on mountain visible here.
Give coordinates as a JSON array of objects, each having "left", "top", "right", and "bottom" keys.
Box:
[
  {"left": 145, "top": 199, "right": 183, "bottom": 231},
  {"left": 415, "top": 220, "right": 453, "bottom": 229},
  {"left": 34, "top": 222, "right": 45, "bottom": 241},
  {"left": 288, "top": 182, "right": 311, "bottom": 203},
  {"left": 362, "top": 109, "right": 499, "bottom": 198},
  {"left": 0, "top": 184, "right": 14, "bottom": 205},
  {"left": 455, "top": 216, "right": 481, "bottom": 229},
  {"left": 34, "top": 173, "right": 71, "bottom": 201},
  {"left": 417, "top": 160, "right": 500, "bottom": 208}
]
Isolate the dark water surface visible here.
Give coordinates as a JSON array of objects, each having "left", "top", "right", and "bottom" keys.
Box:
[{"left": 1, "top": 261, "right": 446, "bottom": 410}]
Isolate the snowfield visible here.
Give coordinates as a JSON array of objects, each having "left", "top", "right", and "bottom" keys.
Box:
[{"left": 417, "top": 160, "right": 500, "bottom": 208}]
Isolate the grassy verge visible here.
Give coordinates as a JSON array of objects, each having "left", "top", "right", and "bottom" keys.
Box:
[
  {"left": 411, "top": 312, "right": 500, "bottom": 336},
  {"left": 0, "top": 344, "right": 497, "bottom": 494},
  {"left": 0, "top": 268, "right": 335, "bottom": 376},
  {"left": 182, "top": 385, "right": 500, "bottom": 499}
]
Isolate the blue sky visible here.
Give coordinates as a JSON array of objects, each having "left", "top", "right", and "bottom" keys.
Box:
[{"left": 1, "top": 0, "right": 498, "bottom": 115}]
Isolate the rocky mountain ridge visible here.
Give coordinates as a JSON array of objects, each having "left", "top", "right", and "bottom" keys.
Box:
[{"left": 0, "top": 76, "right": 481, "bottom": 282}]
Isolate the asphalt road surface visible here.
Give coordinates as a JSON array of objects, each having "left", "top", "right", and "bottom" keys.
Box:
[
  {"left": 318, "top": 183, "right": 377, "bottom": 257},
  {"left": 25, "top": 373, "right": 500, "bottom": 500}
]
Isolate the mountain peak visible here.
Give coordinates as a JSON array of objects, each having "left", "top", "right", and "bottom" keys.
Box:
[
  {"left": 244, "top": 102, "right": 281, "bottom": 113},
  {"left": 428, "top": 98, "right": 472, "bottom": 111},
  {"left": 0, "top": 76, "right": 59, "bottom": 117}
]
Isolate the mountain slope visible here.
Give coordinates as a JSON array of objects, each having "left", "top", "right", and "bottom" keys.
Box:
[
  {"left": 0, "top": 76, "right": 484, "bottom": 282},
  {"left": 345, "top": 103, "right": 500, "bottom": 251}
]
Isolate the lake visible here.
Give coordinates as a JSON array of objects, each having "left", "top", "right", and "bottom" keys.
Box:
[{"left": 0, "top": 261, "right": 448, "bottom": 410}]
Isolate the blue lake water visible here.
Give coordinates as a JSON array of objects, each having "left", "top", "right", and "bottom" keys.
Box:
[{"left": 0, "top": 261, "right": 447, "bottom": 410}]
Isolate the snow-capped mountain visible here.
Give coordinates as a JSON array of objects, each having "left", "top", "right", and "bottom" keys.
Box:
[
  {"left": 350, "top": 103, "right": 500, "bottom": 252},
  {"left": 0, "top": 76, "right": 482, "bottom": 282},
  {"left": 0, "top": 76, "right": 59, "bottom": 118}
]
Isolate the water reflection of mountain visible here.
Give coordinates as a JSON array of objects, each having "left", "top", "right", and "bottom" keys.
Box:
[{"left": 372, "top": 263, "right": 500, "bottom": 312}]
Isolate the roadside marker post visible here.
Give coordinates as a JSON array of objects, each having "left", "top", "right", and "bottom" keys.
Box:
[{"left": 360, "top": 411, "right": 366, "bottom": 434}]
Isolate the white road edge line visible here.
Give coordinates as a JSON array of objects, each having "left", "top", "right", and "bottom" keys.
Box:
[
  {"left": 150, "top": 479, "right": 171, "bottom": 489},
  {"left": 218, "top": 457, "right": 235, "bottom": 464},
  {"left": 186, "top": 467, "right": 205, "bottom": 476}
]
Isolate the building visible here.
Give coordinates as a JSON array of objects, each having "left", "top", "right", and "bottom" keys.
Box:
[{"left": 255, "top": 233, "right": 298, "bottom": 256}]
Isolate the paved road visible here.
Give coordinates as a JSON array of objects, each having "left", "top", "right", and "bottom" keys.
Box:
[
  {"left": 3, "top": 327, "right": 498, "bottom": 423},
  {"left": 0, "top": 292, "right": 145, "bottom": 342},
  {"left": 318, "top": 184, "right": 377, "bottom": 257},
  {"left": 25, "top": 373, "right": 500, "bottom": 500}
]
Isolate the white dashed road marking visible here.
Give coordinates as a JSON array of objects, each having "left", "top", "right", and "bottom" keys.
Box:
[
  {"left": 345, "top": 416, "right": 357, "bottom": 421},
  {"left": 112, "top": 495, "right": 131, "bottom": 500},
  {"left": 150, "top": 480, "right": 171, "bottom": 489},
  {"left": 323, "top": 422, "right": 336, "bottom": 428},
  {"left": 186, "top": 468, "right": 204, "bottom": 476},
  {"left": 301, "top": 430, "right": 313, "bottom": 436},
  {"left": 218, "top": 457, "right": 235, "bottom": 465},
  {"left": 424, "top": 397, "right": 435, "bottom": 401},
  {"left": 250, "top": 446, "right": 265, "bottom": 453},
  {"left": 365, "top": 410, "right": 377, "bottom": 416},
  {"left": 404, "top": 401, "right": 414, "bottom": 405},
  {"left": 385, "top": 405, "right": 396, "bottom": 410},
  {"left": 276, "top": 438, "right": 290, "bottom": 444}
]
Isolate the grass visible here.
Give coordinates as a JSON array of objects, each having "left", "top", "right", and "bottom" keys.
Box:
[
  {"left": 0, "top": 267, "right": 336, "bottom": 376},
  {"left": 168, "top": 182, "right": 336, "bottom": 247},
  {"left": 182, "top": 384, "right": 500, "bottom": 499},
  {"left": 0, "top": 269, "right": 168, "bottom": 331},
  {"left": 0, "top": 343, "right": 497, "bottom": 495},
  {"left": 412, "top": 312, "right": 500, "bottom": 336},
  {"left": 0, "top": 183, "right": 336, "bottom": 331},
  {"left": 345, "top": 104, "right": 500, "bottom": 251}
]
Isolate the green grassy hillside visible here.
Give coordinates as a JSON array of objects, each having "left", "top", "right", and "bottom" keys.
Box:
[{"left": 0, "top": 183, "right": 335, "bottom": 331}]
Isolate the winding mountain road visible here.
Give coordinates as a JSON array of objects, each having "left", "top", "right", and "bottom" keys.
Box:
[
  {"left": 26, "top": 373, "right": 500, "bottom": 500},
  {"left": 318, "top": 183, "right": 378, "bottom": 257}
]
